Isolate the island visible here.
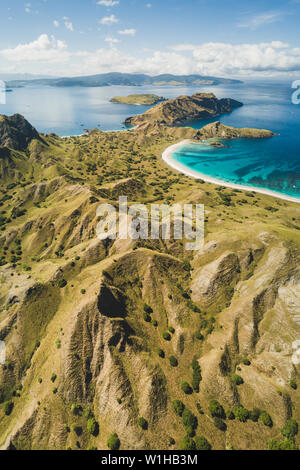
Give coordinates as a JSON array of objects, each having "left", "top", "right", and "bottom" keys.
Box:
[
  {"left": 110, "top": 94, "right": 166, "bottom": 105},
  {"left": 125, "top": 92, "right": 243, "bottom": 127}
]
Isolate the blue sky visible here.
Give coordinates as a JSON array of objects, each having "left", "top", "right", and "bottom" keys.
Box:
[{"left": 0, "top": 0, "right": 300, "bottom": 78}]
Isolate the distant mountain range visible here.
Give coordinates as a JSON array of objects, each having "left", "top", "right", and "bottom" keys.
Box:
[{"left": 5, "top": 73, "right": 242, "bottom": 88}]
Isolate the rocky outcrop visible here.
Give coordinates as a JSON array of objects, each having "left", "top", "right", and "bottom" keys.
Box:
[
  {"left": 125, "top": 93, "right": 243, "bottom": 127},
  {"left": 200, "top": 121, "right": 274, "bottom": 140},
  {"left": 0, "top": 114, "right": 40, "bottom": 150}
]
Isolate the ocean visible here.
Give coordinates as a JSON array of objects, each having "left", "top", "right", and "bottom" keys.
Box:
[{"left": 1, "top": 80, "right": 299, "bottom": 199}]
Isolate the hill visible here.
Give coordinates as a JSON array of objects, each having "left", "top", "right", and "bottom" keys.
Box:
[
  {"left": 0, "top": 111, "right": 299, "bottom": 451},
  {"left": 6, "top": 73, "right": 242, "bottom": 89}
]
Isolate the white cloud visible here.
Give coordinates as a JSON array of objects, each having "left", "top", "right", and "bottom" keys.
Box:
[
  {"left": 146, "top": 3, "right": 152, "bottom": 7},
  {"left": 53, "top": 20, "right": 60, "bottom": 28},
  {"left": 237, "top": 11, "right": 283, "bottom": 29},
  {"left": 105, "top": 36, "right": 120, "bottom": 45},
  {"left": 100, "top": 14, "right": 119, "bottom": 25},
  {"left": 97, "top": 0, "right": 119, "bottom": 6},
  {"left": 118, "top": 29, "right": 136, "bottom": 36},
  {"left": 1, "top": 36, "right": 300, "bottom": 78},
  {"left": 0, "top": 34, "right": 69, "bottom": 64},
  {"left": 65, "top": 21, "right": 74, "bottom": 32}
]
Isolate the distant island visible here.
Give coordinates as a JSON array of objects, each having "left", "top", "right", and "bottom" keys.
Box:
[
  {"left": 5, "top": 72, "right": 243, "bottom": 89},
  {"left": 110, "top": 94, "right": 166, "bottom": 105}
]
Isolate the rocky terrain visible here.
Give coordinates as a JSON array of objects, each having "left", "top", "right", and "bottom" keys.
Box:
[{"left": 0, "top": 111, "right": 299, "bottom": 451}]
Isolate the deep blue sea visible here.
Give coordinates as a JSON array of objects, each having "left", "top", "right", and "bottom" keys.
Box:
[{"left": 1, "top": 80, "right": 300, "bottom": 199}]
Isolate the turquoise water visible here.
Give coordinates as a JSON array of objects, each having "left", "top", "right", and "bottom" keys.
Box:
[
  {"left": 171, "top": 81, "right": 300, "bottom": 200},
  {"left": 0, "top": 80, "right": 299, "bottom": 199}
]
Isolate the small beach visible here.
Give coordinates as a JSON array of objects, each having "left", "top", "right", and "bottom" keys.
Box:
[{"left": 162, "top": 140, "right": 300, "bottom": 204}]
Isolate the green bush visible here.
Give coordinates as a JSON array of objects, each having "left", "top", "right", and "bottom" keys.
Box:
[
  {"left": 182, "top": 408, "right": 197, "bottom": 430},
  {"left": 213, "top": 417, "right": 227, "bottom": 431},
  {"left": 242, "top": 358, "right": 251, "bottom": 366},
  {"left": 290, "top": 380, "right": 297, "bottom": 390},
  {"left": 194, "top": 436, "right": 211, "bottom": 450},
  {"left": 51, "top": 373, "right": 57, "bottom": 383},
  {"left": 191, "top": 359, "right": 202, "bottom": 392},
  {"left": 234, "top": 405, "right": 249, "bottom": 422},
  {"left": 71, "top": 424, "right": 82, "bottom": 436},
  {"left": 169, "top": 356, "right": 178, "bottom": 367},
  {"left": 172, "top": 400, "right": 185, "bottom": 416},
  {"left": 3, "top": 401, "right": 14, "bottom": 416},
  {"left": 143, "top": 312, "right": 151, "bottom": 322},
  {"left": 231, "top": 373, "right": 244, "bottom": 386},
  {"left": 259, "top": 411, "right": 273, "bottom": 427},
  {"left": 185, "top": 425, "right": 195, "bottom": 437},
  {"left": 87, "top": 417, "right": 99, "bottom": 436},
  {"left": 157, "top": 348, "right": 165, "bottom": 358},
  {"left": 143, "top": 304, "right": 153, "bottom": 314},
  {"left": 58, "top": 279, "right": 67, "bottom": 288},
  {"left": 226, "top": 409, "right": 235, "bottom": 420},
  {"left": 181, "top": 381, "right": 193, "bottom": 395},
  {"left": 249, "top": 408, "right": 261, "bottom": 422},
  {"left": 195, "top": 331, "right": 204, "bottom": 341},
  {"left": 138, "top": 417, "right": 148, "bottom": 430},
  {"left": 162, "top": 331, "right": 171, "bottom": 341},
  {"left": 151, "top": 319, "right": 158, "bottom": 327},
  {"left": 281, "top": 419, "right": 298, "bottom": 439},
  {"left": 168, "top": 326, "right": 175, "bottom": 334},
  {"left": 209, "top": 399, "right": 225, "bottom": 419},
  {"left": 179, "top": 436, "right": 196, "bottom": 450},
  {"left": 107, "top": 433, "right": 120, "bottom": 450},
  {"left": 268, "top": 439, "right": 298, "bottom": 451}
]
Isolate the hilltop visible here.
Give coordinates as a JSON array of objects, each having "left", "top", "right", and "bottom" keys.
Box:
[
  {"left": 125, "top": 93, "right": 243, "bottom": 127},
  {"left": 0, "top": 110, "right": 299, "bottom": 451}
]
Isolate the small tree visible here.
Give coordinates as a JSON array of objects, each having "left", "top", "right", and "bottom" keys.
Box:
[
  {"left": 87, "top": 417, "right": 99, "bottom": 437},
  {"left": 169, "top": 356, "right": 178, "bottom": 367},
  {"left": 3, "top": 401, "right": 14, "bottom": 416},
  {"left": 138, "top": 417, "right": 148, "bottom": 430},
  {"left": 179, "top": 436, "right": 196, "bottom": 450},
  {"left": 181, "top": 381, "right": 193, "bottom": 395},
  {"left": 234, "top": 405, "right": 249, "bottom": 423},
  {"left": 173, "top": 400, "right": 185, "bottom": 416},
  {"left": 213, "top": 417, "right": 227, "bottom": 431},
  {"left": 259, "top": 411, "right": 273, "bottom": 428},
  {"left": 209, "top": 399, "right": 225, "bottom": 419},
  {"left": 281, "top": 419, "right": 298, "bottom": 439},
  {"left": 107, "top": 433, "right": 120, "bottom": 450},
  {"left": 194, "top": 436, "right": 211, "bottom": 450},
  {"left": 232, "top": 373, "right": 244, "bottom": 386},
  {"left": 182, "top": 408, "right": 197, "bottom": 430}
]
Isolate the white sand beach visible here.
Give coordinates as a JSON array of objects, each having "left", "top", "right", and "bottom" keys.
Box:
[{"left": 162, "top": 140, "right": 300, "bottom": 205}]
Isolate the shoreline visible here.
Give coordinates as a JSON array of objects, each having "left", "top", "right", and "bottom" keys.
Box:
[{"left": 162, "top": 140, "right": 300, "bottom": 205}]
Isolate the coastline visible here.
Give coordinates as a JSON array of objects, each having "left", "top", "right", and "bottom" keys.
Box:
[{"left": 162, "top": 140, "right": 300, "bottom": 205}]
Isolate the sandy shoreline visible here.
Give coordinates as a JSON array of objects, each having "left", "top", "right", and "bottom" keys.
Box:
[{"left": 162, "top": 140, "right": 300, "bottom": 205}]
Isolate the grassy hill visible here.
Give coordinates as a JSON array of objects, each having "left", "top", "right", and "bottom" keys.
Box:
[
  {"left": 110, "top": 94, "right": 166, "bottom": 105},
  {"left": 0, "top": 111, "right": 299, "bottom": 451}
]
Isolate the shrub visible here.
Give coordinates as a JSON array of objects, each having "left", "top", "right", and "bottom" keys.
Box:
[
  {"left": 242, "top": 358, "right": 251, "bottom": 366},
  {"left": 173, "top": 400, "right": 185, "bottom": 416},
  {"left": 194, "top": 436, "right": 211, "bottom": 450},
  {"left": 157, "top": 348, "right": 165, "bottom": 358},
  {"left": 143, "top": 304, "right": 153, "bottom": 314},
  {"left": 209, "top": 400, "right": 225, "bottom": 419},
  {"left": 234, "top": 405, "right": 249, "bottom": 423},
  {"left": 232, "top": 373, "right": 244, "bottom": 386},
  {"left": 182, "top": 408, "right": 197, "bottom": 430},
  {"left": 71, "top": 424, "right": 82, "bottom": 436},
  {"left": 195, "top": 331, "right": 204, "bottom": 341},
  {"left": 3, "top": 401, "right": 14, "bottom": 416},
  {"left": 196, "top": 402, "right": 204, "bottom": 415},
  {"left": 179, "top": 436, "right": 196, "bottom": 450},
  {"left": 58, "top": 279, "right": 67, "bottom": 288},
  {"left": 185, "top": 425, "right": 195, "bottom": 437},
  {"left": 191, "top": 359, "right": 202, "bottom": 392},
  {"left": 249, "top": 408, "right": 261, "bottom": 422},
  {"left": 81, "top": 289, "right": 86, "bottom": 295},
  {"left": 71, "top": 403, "right": 82, "bottom": 415},
  {"left": 268, "top": 439, "right": 298, "bottom": 451},
  {"left": 162, "top": 332, "right": 171, "bottom": 341},
  {"left": 181, "top": 381, "right": 193, "bottom": 395},
  {"left": 213, "top": 417, "right": 227, "bottom": 431},
  {"left": 290, "top": 380, "right": 297, "bottom": 390},
  {"left": 169, "top": 356, "right": 178, "bottom": 367},
  {"left": 143, "top": 312, "right": 151, "bottom": 322},
  {"left": 107, "top": 433, "right": 120, "bottom": 450},
  {"left": 51, "top": 373, "right": 57, "bottom": 383},
  {"left": 226, "top": 409, "right": 235, "bottom": 420},
  {"left": 138, "top": 417, "right": 148, "bottom": 430},
  {"left": 281, "top": 419, "right": 298, "bottom": 439},
  {"left": 259, "top": 411, "right": 273, "bottom": 427},
  {"left": 87, "top": 418, "right": 99, "bottom": 437},
  {"left": 168, "top": 326, "right": 175, "bottom": 334},
  {"left": 151, "top": 319, "right": 158, "bottom": 327}
]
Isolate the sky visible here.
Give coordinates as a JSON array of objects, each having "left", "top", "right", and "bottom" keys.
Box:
[{"left": 0, "top": 0, "right": 300, "bottom": 78}]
